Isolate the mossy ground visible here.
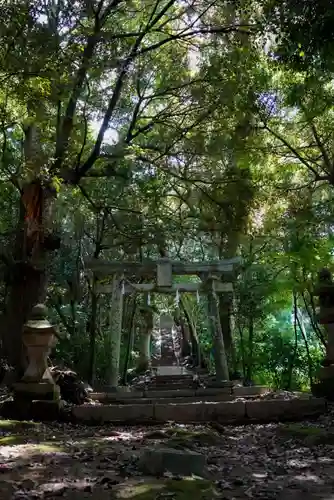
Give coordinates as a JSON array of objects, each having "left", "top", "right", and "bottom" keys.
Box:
[
  {"left": 164, "top": 426, "right": 222, "bottom": 448},
  {"left": 115, "top": 478, "right": 216, "bottom": 499},
  {"left": 279, "top": 423, "right": 334, "bottom": 446},
  {"left": 0, "top": 419, "right": 62, "bottom": 450}
]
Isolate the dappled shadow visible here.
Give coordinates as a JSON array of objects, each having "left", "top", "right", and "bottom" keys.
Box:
[{"left": 1, "top": 419, "right": 334, "bottom": 498}]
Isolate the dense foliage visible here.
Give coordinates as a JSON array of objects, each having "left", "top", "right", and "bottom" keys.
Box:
[{"left": 0, "top": 0, "right": 332, "bottom": 390}]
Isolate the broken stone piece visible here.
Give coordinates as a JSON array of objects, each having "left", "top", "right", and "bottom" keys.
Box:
[{"left": 138, "top": 447, "right": 207, "bottom": 477}]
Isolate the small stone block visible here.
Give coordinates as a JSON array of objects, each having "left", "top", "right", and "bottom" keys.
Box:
[
  {"left": 157, "top": 261, "right": 173, "bottom": 287},
  {"left": 204, "top": 401, "right": 246, "bottom": 422},
  {"left": 138, "top": 447, "right": 207, "bottom": 477},
  {"left": 145, "top": 389, "right": 196, "bottom": 398},
  {"left": 246, "top": 398, "right": 326, "bottom": 421},
  {"left": 205, "top": 380, "right": 233, "bottom": 388},
  {"left": 246, "top": 400, "right": 291, "bottom": 420},
  {"left": 101, "top": 385, "right": 131, "bottom": 393},
  {"left": 289, "top": 397, "right": 326, "bottom": 416},
  {"left": 233, "top": 386, "right": 268, "bottom": 397},
  {"left": 90, "top": 391, "right": 144, "bottom": 401},
  {"left": 30, "top": 400, "right": 61, "bottom": 421},
  {"left": 196, "top": 387, "right": 232, "bottom": 397},
  {"left": 13, "top": 382, "right": 60, "bottom": 401},
  {"left": 154, "top": 401, "right": 245, "bottom": 422},
  {"left": 318, "top": 365, "right": 334, "bottom": 379},
  {"left": 154, "top": 402, "right": 202, "bottom": 422},
  {"left": 71, "top": 404, "right": 154, "bottom": 423}
]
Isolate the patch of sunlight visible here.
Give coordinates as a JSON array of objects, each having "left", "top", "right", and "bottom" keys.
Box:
[
  {"left": 0, "top": 440, "right": 65, "bottom": 455},
  {"left": 0, "top": 435, "right": 27, "bottom": 446},
  {"left": 287, "top": 458, "right": 313, "bottom": 469},
  {"left": 116, "top": 482, "right": 164, "bottom": 499},
  {"left": 115, "top": 478, "right": 216, "bottom": 499},
  {"left": 30, "top": 442, "right": 64, "bottom": 453},
  {"left": 0, "top": 419, "right": 39, "bottom": 430},
  {"left": 318, "top": 456, "right": 334, "bottom": 463},
  {"left": 281, "top": 423, "right": 324, "bottom": 435},
  {"left": 253, "top": 472, "right": 268, "bottom": 479},
  {"left": 293, "top": 473, "right": 324, "bottom": 484}
]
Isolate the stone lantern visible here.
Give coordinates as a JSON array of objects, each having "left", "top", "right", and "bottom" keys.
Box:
[{"left": 13, "top": 304, "right": 60, "bottom": 403}]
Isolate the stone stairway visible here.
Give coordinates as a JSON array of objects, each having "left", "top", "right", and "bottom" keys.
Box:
[{"left": 77, "top": 315, "right": 328, "bottom": 424}]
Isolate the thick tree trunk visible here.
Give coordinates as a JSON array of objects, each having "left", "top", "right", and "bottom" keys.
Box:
[{"left": 2, "top": 180, "right": 57, "bottom": 375}]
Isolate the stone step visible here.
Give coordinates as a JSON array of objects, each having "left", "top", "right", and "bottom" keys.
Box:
[
  {"left": 153, "top": 374, "right": 193, "bottom": 381},
  {"left": 91, "top": 387, "right": 232, "bottom": 402},
  {"left": 72, "top": 397, "right": 327, "bottom": 424},
  {"left": 93, "top": 394, "right": 233, "bottom": 405},
  {"left": 145, "top": 384, "right": 194, "bottom": 390}
]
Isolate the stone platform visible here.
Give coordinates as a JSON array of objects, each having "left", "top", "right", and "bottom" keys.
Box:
[
  {"left": 90, "top": 385, "right": 268, "bottom": 404},
  {"left": 75, "top": 370, "right": 326, "bottom": 425},
  {"left": 72, "top": 396, "right": 326, "bottom": 424}
]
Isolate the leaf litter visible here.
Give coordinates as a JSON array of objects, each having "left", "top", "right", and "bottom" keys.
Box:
[{"left": 0, "top": 407, "right": 334, "bottom": 499}]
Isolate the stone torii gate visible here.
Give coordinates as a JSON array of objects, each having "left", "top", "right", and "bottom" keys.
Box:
[{"left": 85, "top": 257, "right": 241, "bottom": 386}]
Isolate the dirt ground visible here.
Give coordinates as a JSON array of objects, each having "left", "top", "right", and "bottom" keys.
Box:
[{"left": 1, "top": 411, "right": 334, "bottom": 499}]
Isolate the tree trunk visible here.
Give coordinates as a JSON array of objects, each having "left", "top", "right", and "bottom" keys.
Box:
[
  {"left": 106, "top": 275, "right": 124, "bottom": 387},
  {"left": 179, "top": 319, "right": 192, "bottom": 358},
  {"left": 219, "top": 294, "right": 236, "bottom": 370},
  {"left": 2, "top": 179, "right": 57, "bottom": 375},
  {"left": 121, "top": 299, "right": 137, "bottom": 385},
  {"left": 207, "top": 290, "right": 229, "bottom": 381},
  {"left": 180, "top": 297, "right": 201, "bottom": 366},
  {"left": 285, "top": 291, "right": 299, "bottom": 390},
  {"left": 246, "top": 316, "right": 254, "bottom": 382},
  {"left": 137, "top": 309, "right": 153, "bottom": 372},
  {"left": 238, "top": 324, "right": 246, "bottom": 379},
  {"left": 87, "top": 279, "right": 98, "bottom": 385}
]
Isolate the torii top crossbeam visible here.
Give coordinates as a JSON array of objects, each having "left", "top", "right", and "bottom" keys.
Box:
[
  {"left": 85, "top": 257, "right": 242, "bottom": 295},
  {"left": 85, "top": 257, "right": 242, "bottom": 277}
]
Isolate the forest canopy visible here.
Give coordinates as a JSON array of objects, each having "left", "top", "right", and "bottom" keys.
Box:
[{"left": 0, "top": 0, "right": 332, "bottom": 390}]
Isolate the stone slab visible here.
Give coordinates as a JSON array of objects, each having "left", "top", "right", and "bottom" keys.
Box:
[
  {"left": 147, "top": 384, "right": 193, "bottom": 390},
  {"left": 90, "top": 391, "right": 144, "bottom": 401},
  {"left": 90, "top": 395, "right": 233, "bottom": 405},
  {"left": 289, "top": 397, "right": 327, "bottom": 415},
  {"left": 318, "top": 365, "right": 334, "bottom": 379},
  {"left": 13, "top": 382, "right": 60, "bottom": 401},
  {"left": 100, "top": 385, "right": 132, "bottom": 393},
  {"left": 138, "top": 447, "right": 207, "bottom": 477},
  {"left": 204, "top": 380, "right": 233, "bottom": 388},
  {"left": 154, "top": 374, "right": 193, "bottom": 381},
  {"left": 196, "top": 387, "right": 232, "bottom": 396},
  {"left": 246, "top": 398, "right": 326, "bottom": 421},
  {"left": 144, "top": 389, "right": 196, "bottom": 398},
  {"left": 154, "top": 401, "right": 246, "bottom": 422},
  {"left": 70, "top": 397, "right": 326, "bottom": 424},
  {"left": 72, "top": 404, "right": 154, "bottom": 423},
  {"left": 233, "top": 386, "right": 268, "bottom": 397}
]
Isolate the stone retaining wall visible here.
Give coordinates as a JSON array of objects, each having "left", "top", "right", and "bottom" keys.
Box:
[{"left": 72, "top": 397, "right": 326, "bottom": 424}]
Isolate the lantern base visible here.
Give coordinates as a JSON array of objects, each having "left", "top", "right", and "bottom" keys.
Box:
[
  {"left": 1, "top": 399, "right": 62, "bottom": 421},
  {"left": 13, "top": 381, "right": 61, "bottom": 402}
]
